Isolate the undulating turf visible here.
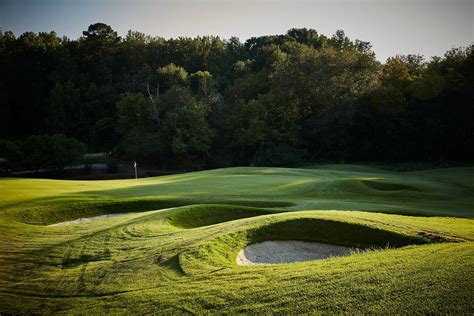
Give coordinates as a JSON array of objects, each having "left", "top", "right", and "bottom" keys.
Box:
[{"left": 0, "top": 165, "right": 473, "bottom": 313}]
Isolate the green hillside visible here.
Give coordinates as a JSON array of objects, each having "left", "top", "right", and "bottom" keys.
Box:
[{"left": 1, "top": 165, "right": 473, "bottom": 313}]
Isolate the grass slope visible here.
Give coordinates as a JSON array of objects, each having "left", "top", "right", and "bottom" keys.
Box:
[{"left": 0, "top": 165, "right": 473, "bottom": 313}]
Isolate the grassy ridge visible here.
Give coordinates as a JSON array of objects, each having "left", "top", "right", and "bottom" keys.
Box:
[
  {"left": 0, "top": 165, "right": 473, "bottom": 313},
  {"left": 167, "top": 204, "right": 281, "bottom": 228}
]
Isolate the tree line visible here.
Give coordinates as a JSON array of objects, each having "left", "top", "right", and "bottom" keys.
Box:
[{"left": 0, "top": 23, "right": 472, "bottom": 170}]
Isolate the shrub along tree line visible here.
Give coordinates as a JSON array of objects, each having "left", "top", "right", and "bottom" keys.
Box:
[{"left": 0, "top": 23, "right": 472, "bottom": 169}]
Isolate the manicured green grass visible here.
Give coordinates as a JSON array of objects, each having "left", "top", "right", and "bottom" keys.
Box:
[{"left": 0, "top": 165, "right": 473, "bottom": 313}]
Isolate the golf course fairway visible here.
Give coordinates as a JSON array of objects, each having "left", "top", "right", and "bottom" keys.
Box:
[{"left": 1, "top": 165, "right": 473, "bottom": 313}]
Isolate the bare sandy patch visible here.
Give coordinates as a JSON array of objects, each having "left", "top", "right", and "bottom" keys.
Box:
[
  {"left": 236, "top": 240, "right": 355, "bottom": 265},
  {"left": 48, "top": 213, "right": 134, "bottom": 227}
]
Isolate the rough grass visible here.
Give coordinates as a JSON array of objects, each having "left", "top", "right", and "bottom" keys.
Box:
[{"left": 0, "top": 165, "right": 473, "bottom": 313}]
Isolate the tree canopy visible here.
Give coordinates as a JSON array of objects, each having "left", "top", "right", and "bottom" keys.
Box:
[{"left": 0, "top": 24, "right": 472, "bottom": 169}]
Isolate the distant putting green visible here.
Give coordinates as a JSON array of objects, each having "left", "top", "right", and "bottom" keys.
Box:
[{"left": 0, "top": 165, "right": 473, "bottom": 313}]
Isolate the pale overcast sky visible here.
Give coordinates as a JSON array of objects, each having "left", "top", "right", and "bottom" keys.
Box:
[{"left": 0, "top": 0, "right": 472, "bottom": 61}]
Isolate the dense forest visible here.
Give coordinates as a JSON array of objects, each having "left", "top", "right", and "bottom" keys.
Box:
[{"left": 0, "top": 23, "right": 473, "bottom": 170}]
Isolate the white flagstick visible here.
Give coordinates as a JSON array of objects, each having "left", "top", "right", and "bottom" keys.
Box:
[{"left": 134, "top": 161, "right": 137, "bottom": 180}]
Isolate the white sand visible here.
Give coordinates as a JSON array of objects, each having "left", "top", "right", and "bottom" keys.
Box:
[
  {"left": 236, "top": 240, "right": 355, "bottom": 265},
  {"left": 48, "top": 213, "right": 134, "bottom": 227}
]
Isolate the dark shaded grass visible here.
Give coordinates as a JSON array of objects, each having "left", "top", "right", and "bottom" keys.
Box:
[
  {"left": 246, "top": 218, "right": 431, "bottom": 248},
  {"left": 167, "top": 205, "right": 281, "bottom": 228},
  {"left": 361, "top": 179, "right": 420, "bottom": 192}
]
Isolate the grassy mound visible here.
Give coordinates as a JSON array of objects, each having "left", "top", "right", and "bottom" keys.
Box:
[
  {"left": 167, "top": 204, "right": 279, "bottom": 228},
  {"left": 7, "top": 198, "right": 292, "bottom": 226},
  {"left": 179, "top": 214, "right": 435, "bottom": 274}
]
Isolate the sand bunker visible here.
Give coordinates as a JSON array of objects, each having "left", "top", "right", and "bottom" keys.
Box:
[
  {"left": 236, "top": 240, "right": 355, "bottom": 265},
  {"left": 48, "top": 213, "right": 134, "bottom": 227}
]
